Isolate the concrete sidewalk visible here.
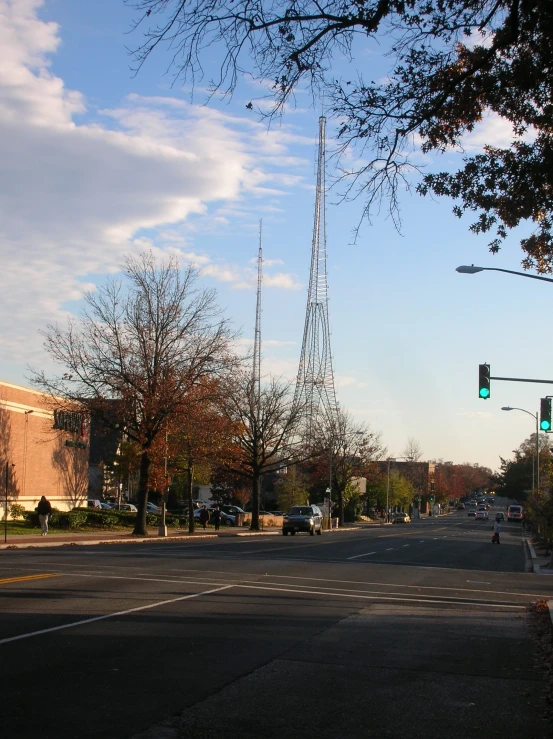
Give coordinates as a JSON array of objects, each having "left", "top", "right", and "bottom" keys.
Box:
[{"left": 525, "top": 534, "right": 553, "bottom": 574}]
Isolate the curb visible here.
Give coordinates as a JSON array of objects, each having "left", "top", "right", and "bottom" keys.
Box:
[
  {"left": 0, "top": 529, "right": 284, "bottom": 550},
  {"left": 0, "top": 522, "right": 372, "bottom": 550}
]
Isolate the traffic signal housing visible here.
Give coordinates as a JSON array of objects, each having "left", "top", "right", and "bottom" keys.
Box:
[
  {"left": 540, "top": 397, "right": 552, "bottom": 432},
  {"left": 478, "top": 364, "right": 491, "bottom": 399}
]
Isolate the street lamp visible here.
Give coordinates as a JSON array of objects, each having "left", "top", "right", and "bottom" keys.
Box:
[
  {"left": 386, "top": 456, "right": 410, "bottom": 524},
  {"left": 501, "top": 406, "right": 539, "bottom": 496},
  {"left": 456, "top": 265, "right": 553, "bottom": 284}
]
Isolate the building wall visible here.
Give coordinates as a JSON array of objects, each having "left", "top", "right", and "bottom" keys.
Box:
[{"left": 0, "top": 380, "right": 88, "bottom": 516}]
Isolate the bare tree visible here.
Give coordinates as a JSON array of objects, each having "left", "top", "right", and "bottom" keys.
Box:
[
  {"left": 31, "top": 253, "right": 237, "bottom": 536},
  {"left": 319, "top": 408, "right": 385, "bottom": 526},
  {"left": 127, "top": 1, "right": 553, "bottom": 269},
  {"left": 401, "top": 437, "right": 423, "bottom": 463},
  {"left": 218, "top": 371, "right": 304, "bottom": 531}
]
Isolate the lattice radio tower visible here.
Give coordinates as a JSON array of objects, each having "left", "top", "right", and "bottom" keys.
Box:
[
  {"left": 252, "top": 220, "right": 262, "bottom": 399},
  {"left": 294, "top": 113, "right": 338, "bottom": 437}
]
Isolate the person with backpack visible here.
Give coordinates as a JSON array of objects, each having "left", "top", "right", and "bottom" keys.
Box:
[{"left": 37, "top": 496, "right": 52, "bottom": 536}]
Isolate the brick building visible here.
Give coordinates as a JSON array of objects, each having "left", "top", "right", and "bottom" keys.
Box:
[{"left": 0, "top": 380, "right": 88, "bottom": 516}]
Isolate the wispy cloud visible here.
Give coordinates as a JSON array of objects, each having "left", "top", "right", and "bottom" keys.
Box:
[{"left": 0, "top": 0, "right": 307, "bottom": 361}]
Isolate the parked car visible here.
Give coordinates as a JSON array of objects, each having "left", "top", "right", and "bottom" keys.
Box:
[
  {"left": 270, "top": 510, "right": 285, "bottom": 516},
  {"left": 282, "top": 505, "right": 323, "bottom": 536},
  {"left": 456, "top": 503, "right": 466, "bottom": 510},
  {"left": 475, "top": 510, "right": 489, "bottom": 520},
  {"left": 119, "top": 504, "right": 138, "bottom": 512},
  {"left": 194, "top": 507, "right": 235, "bottom": 526},
  {"left": 99, "top": 502, "right": 113, "bottom": 510},
  {"left": 146, "top": 502, "right": 162, "bottom": 514},
  {"left": 87, "top": 499, "right": 102, "bottom": 509},
  {"left": 468, "top": 507, "right": 477, "bottom": 516}
]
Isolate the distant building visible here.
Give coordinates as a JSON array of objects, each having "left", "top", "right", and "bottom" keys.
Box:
[
  {"left": 376, "top": 460, "right": 436, "bottom": 506},
  {"left": 0, "top": 380, "right": 89, "bottom": 515}
]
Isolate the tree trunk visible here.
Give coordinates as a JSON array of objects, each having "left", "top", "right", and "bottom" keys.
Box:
[
  {"left": 133, "top": 449, "right": 150, "bottom": 536},
  {"left": 250, "top": 471, "right": 260, "bottom": 531},
  {"left": 187, "top": 459, "right": 195, "bottom": 534}
]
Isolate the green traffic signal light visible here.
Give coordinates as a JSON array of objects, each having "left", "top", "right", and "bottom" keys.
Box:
[
  {"left": 540, "top": 398, "right": 552, "bottom": 432},
  {"left": 478, "top": 364, "right": 491, "bottom": 400}
]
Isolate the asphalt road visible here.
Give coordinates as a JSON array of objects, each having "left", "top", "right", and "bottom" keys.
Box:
[{"left": 1, "top": 511, "right": 552, "bottom": 739}]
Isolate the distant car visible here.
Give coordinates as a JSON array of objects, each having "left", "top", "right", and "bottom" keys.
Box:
[
  {"left": 282, "top": 505, "right": 323, "bottom": 536},
  {"left": 88, "top": 499, "right": 102, "bottom": 509},
  {"left": 507, "top": 504, "right": 524, "bottom": 522},
  {"left": 146, "top": 502, "right": 162, "bottom": 514},
  {"left": 392, "top": 512, "right": 411, "bottom": 524},
  {"left": 468, "top": 507, "right": 477, "bottom": 516},
  {"left": 495, "top": 512, "right": 505, "bottom": 522},
  {"left": 99, "top": 502, "right": 113, "bottom": 510},
  {"left": 456, "top": 503, "right": 465, "bottom": 510},
  {"left": 119, "top": 504, "right": 138, "bottom": 512},
  {"left": 475, "top": 510, "right": 489, "bottom": 520}
]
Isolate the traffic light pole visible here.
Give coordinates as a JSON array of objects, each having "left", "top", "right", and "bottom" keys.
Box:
[{"left": 490, "top": 375, "right": 553, "bottom": 384}]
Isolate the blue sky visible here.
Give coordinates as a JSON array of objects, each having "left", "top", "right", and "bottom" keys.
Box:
[{"left": 1, "top": 0, "right": 549, "bottom": 472}]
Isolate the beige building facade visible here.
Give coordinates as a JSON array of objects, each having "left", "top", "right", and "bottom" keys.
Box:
[{"left": 0, "top": 380, "right": 88, "bottom": 516}]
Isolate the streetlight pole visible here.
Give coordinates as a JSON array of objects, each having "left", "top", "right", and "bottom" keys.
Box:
[
  {"left": 456, "top": 265, "right": 553, "bottom": 284},
  {"left": 326, "top": 439, "right": 333, "bottom": 530},
  {"left": 501, "top": 406, "right": 540, "bottom": 497},
  {"left": 159, "top": 428, "right": 168, "bottom": 537}
]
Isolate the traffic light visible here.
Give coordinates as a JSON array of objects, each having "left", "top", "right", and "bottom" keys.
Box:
[
  {"left": 540, "top": 397, "right": 552, "bottom": 432},
  {"left": 478, "top": 364, "right": 491, "bottom": 399}
]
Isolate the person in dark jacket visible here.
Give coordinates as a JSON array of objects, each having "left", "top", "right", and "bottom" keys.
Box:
[
  {"left": 211, "top": 506, "right": 222, "bottom": 531},
  {"left": 198, "top": 505, "right": 210, "bottom": 530},
  {"left": 37, "top": 496, "right": 52, "bottom": 536}
]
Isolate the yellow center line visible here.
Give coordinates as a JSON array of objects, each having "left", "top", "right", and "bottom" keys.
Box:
[{"left": 0, "top": 573, "right": 59, "bottom": 585}]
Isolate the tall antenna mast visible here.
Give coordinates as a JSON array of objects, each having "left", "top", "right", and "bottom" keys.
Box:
[
  {"left": 252, "top": 219, "right": 263, "bottom": 399},
  {"left": 294, "top": 113, "right": 338, "bottom": 436}
]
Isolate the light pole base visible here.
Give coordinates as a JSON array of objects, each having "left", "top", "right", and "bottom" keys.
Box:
[{"left": 158, "top": 524, "right": 167, "bottom": 537}]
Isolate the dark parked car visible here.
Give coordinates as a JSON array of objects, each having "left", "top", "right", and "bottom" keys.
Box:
[{"left": 282, "top": 505, "right": 323, "bottom": 536}]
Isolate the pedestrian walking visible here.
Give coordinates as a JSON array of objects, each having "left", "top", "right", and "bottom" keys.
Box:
[
  {"left": 198, "top": 505, "right": 210, "bottom": 530},
  {"left": 37, "top": 495, "right": 52, "bottom": 536},
  {"left": 211, "top": 506, "right": 222, "bottom": 531},
  {"left": 492, "top": 518, "right": 501, "bottom": 544}
]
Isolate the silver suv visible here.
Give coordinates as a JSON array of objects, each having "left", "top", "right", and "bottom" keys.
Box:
[{"left": 282, "top": 505, "right": 323, "bottom": 536}]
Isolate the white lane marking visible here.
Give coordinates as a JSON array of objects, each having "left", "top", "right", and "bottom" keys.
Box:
[
  {"left": 232, "top": 583, "right": 525, "bottom": 609},
  {"left": 1, "top": 565, "right": 542, "bottom": 599},
  {"left": 385, "top": 548, "right": 394, "bottom": 551},
  {"left": 419, "top": 541, "right": 425, "bottom": 543},
  {"left": 347, "top": 551, "right": 376, "bottom": 560},
  {"left": 0, "top": 585, "right": 232, "bottom": 645},
  {"left": 467, "top": 580, "right": 491, "bottom": 585},
  {"left": 402, "top": 544, "right": 410, "bottom": 547}
]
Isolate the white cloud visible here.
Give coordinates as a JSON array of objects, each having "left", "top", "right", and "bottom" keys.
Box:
[
  {"left": 335, "top": 375, "right": 367, "bottom": 389},
  {"left": 0, "top": 0, "right": 307, "bottom": 362},
  {"left": 460, "top": 112, "right": 535, "bottom": 151}
]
